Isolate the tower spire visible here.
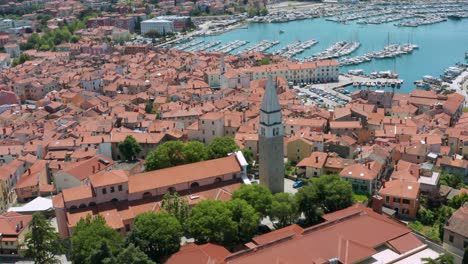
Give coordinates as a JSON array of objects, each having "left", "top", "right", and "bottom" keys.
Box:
[{"left": 258, "top": 75, "right": 284, "bottom": 193}]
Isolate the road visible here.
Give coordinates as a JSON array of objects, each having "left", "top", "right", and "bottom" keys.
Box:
[{"left": 446, "top": 70, "right": 468, "bottom": 107}]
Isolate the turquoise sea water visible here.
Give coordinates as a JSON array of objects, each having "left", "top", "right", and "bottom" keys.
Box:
[{"left": 196, "top": 18, "right": 468, "bottom": 93}]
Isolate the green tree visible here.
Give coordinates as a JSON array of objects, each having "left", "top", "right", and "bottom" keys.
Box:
[
  {"left": 88, "top": 241, "right": 113, "bottom": 264},
  {"left": 241, "top": 148, "right": 254, "bottom": 168},
  {"left": 207, "top": 136, "right": 239, "bottom": 159},
  {"left": 11, "top": 53, "right": 32, "bottom": 67},
  {"left": 118, "top": 135, "right": 142, "bottom": 161},
  {"left": 226, "top": 199, "right": 260, "bottom": 243},
  {"left": 144, "top": 30, "right": 160, "bottom": 38},
  {"left": 145, "top": 141, "right": 185, "bottom": 171},
  {"left": 417, "top": 207, "right": 435, "bottom": 225},
  {"left": 439, "top": 172, "right": 465, "bottom": 189},
  {"left": 145, "top": 100, "right": 154, "bottom": 114},
  {"left": 103, "top": 243, "right": 155, "bottom": 264},
  {"left": 71, "top": 215, "right": 123, "bottom": 264},
  {"left": 259, "top": 7, "right": 268, "bottom": 16},
  {"left": 296, "top": 184, "right": 321, "bottom": 225},
  {"left": 448, "top": 193, "right": 468, "bottom": 209},
  {"left": 310, "top": 174, "right": 354, "bottom": 213},
  {"left": 188, "top": 200, "right": 237, "bottom": 246},
  {"left": 259, "top": 57, "right": 271, "bottom": 65},
  {"left": 23, "top": 212, "right": 63, "bottom": 264},
  {"left": 232, "top": 184, "right": 273, "bottom": 217},
  {"left": 422, "top": 253, "right": 454, "bottom": 264},
  {"left": 161, "top": 192, "right": 190, "bottom": 230},
  {"left": 128, "top": 212, "right": 182, "bottom": 261},
  {"left": 269, "top": 192, "right": 300, "bottom": 228},
  {"left": 247, "top": 7, "right": 259, "bottom": 17},
  {"left": 183, "top": 141, "right": 209, "bottom": 163}
]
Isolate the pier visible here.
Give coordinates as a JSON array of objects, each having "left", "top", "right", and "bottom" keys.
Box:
[
  {"left": 212, "top": 40, "right": 249, "bottom": 53},
  {"left": 305, "top": 41, "right": 360, "bottom": 61},
  {"left": 273, "top": 39, "right": 318, "bottom": 59}
]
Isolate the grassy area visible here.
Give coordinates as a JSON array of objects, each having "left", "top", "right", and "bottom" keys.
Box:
[
  {"left": 464, "top": 107, "right": 468, "bottom": 113},
  {"left": 353, "top": 193, "right": 368, "bottom": 202},
  {"left": 408, "top": 221, "right": 441, "bottom": 242}
]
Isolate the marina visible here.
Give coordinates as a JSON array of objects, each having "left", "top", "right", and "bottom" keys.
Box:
[
  {"left": 194, "top": 3, "right": 468, "bottom": 93},
  {"left": 339, "top": 43, "right": 418, "bottom": 66},
  {"left": 211, "top": 40, "right": 249, "bottom": 53},
  {"left": 242, "top": 40, "right": 280, "bottom": 53},
  {"left": 189, "top": 41, "right": 221, "bottom": 52},
  {"left": 172, "top": 39, "right": 204, "bottom": 51},
  {"left": 273, "top": 39, "right": 318, "bottom": 59},
  {"left": 304, "top": 41, "right": 361, "bottom": 61}
]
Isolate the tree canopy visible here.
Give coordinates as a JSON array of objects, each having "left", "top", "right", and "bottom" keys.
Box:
[
  {"left": 70, "top": 215, "right": 123, "bottom": 264},
  {"left": 145, "top": 141, "right": 187, "bottom": 171},
  {"left": 103, "top": 243, "right": 155, "bottom": 264},
  {"left": 207, "top": 136, "right": 239, "bottom": 159},
  {"left": 161, "top": 192, "right": 190, "bottom": 230},
  {"left": 269, "top": 192, "right": 300, "bottom": 228},
  {"left": 183, "top": 141, "right": 209, "bottom": 163},
  {"left": 232, "top": 184, "right": 273, "bottom": 217},
  {"left": 118, "top": 135, "right": 142, "bottom": 161},
  {"left": 23, "top": 212, "right": 63, "bottom": 264},
  {"left": 187, "top": 200, "right": 237, "bottom": 246},
  {"left": 145, "top": 140, "right": 209, "bottom": 171},
  {"left": 226, "top": 199, "right": 261, "bottom": 243},
  {"left": 295, "top": 184, "right": 322, "bottom": 225},
  {"left": 128, "top": 212, "right": 183, "bottom": 261},
  {"left": 310, "top": 174, "right": 354, "bottom": 213}
]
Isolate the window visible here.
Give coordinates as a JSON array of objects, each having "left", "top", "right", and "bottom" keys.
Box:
[
  {"left": 110, "top": 186, "right": 115, "bottom": 193},
  {"left": 102, "top": 188, "right": 107, "bottom": 195},
  {"left": 393, "top": 197, "right": 401, "bottom": 203},
  {"left": 449, "top": 235, "right": 454, "bottom": 243},
  {"left": 232, "top": 173, "right": 237, "bottom": 179},
  {"left": 118, "top": 185, "right": 122, "bottom": 191},
  {"left": 211, "top": 121, "right": 214, "bottom": 125},
  {"left": 212, "top": 130, "right": 215, "bottom": 135},
  {"left": 385, "top": 196, "right": 390, "bottom": 203},
  {"left": 125, "top": 224, "right": 131, "bottom": 232},
  {"left": 402, "top": 199, "right": 410, "bottom": 204},
  {"left": 464, "top": 240, "right": 468, "bottom": 248}
]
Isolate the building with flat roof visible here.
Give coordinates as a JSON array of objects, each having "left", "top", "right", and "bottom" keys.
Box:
[{"left": 141, "top": 18, "right": 174, "bottom": 35}]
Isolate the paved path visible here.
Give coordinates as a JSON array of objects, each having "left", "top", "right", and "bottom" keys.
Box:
[{"left": 446, "top": 70, "right": 468, "bottom": 107}]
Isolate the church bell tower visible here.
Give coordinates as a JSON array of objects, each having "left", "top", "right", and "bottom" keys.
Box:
[{"left": 259, "top": 76, "right": 284, "bottom": 193}]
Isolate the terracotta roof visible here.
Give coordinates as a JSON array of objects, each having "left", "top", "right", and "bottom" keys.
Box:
[
  {"left": 226, "top": 204, "right": 411, "bottom": 264},
  {"left": 62, "top": 185, "right": 93, "bottom": 203},
  {"left": 0, "top": 212, "right": 32, "bottom": 237},
  {"left": 297, "top": 152, "right": 328, "bottom": 169},
  {"left": 166, "top": 243, "right": 231, "bottom": 264},
  {"left": 387, "top": 233, "right": 424, "bottom": 254},
  {"left": 89, "top": 170, "right": 128, "bottom": 188},
  {"left": 129, "top": 155, "right": 241, "bottom": 194},
  {"left": 379, "top": 181, "right": 420, "bottom": 200}
]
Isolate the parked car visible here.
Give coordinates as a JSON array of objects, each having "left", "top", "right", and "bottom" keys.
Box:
[{"left": 293, "top": 180, "right": 304, "bottom": 188}]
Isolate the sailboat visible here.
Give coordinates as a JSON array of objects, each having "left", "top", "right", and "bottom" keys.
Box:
[{"left": 279, "top": 29, "right": 285, "bottom": 34}]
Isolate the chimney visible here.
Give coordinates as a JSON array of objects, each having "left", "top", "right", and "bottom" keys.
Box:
[
  {"left": 101, "top": 137, "right": 104, "bottom": 143},
  {"left": 315, "top": 156, "right": 319, "bottom": 163},
  {"left": 367, "top": 163, "right": 371, "bottom": 169},
  {"left": 73, "top": 139, "right": 76, "bottom": 146},
  {"left": 58, "top": 164, "right": 62, "bottom": 170},
  {"left": 2, "top": 127, "right": 5, "bottom": 134},
  {"left": 98, "top": 163, "right": 101, "bottom": 170},
  {"left": 85, "top": 147, "right": 88, "bottom": 152},
  {"left": 92, "top": 165, "right": 96, "bottom": 173},
  {"left": 81, "top": 137, "right": 84, "bottom": 142},
  {"left": 28, "top": 168, "right": 31, "bottom": 175},
  {"left": 424, "top": 137, "right": 427, "bottom": 144},
  {"left": 20, "top": 220, "right": 23, "bottom": 229},
  {"left": 372, "top": 195, "right": 383, "bottom": 214},
  {"left": 228, "top": 119, "right": 232, "bottom": 127}
]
